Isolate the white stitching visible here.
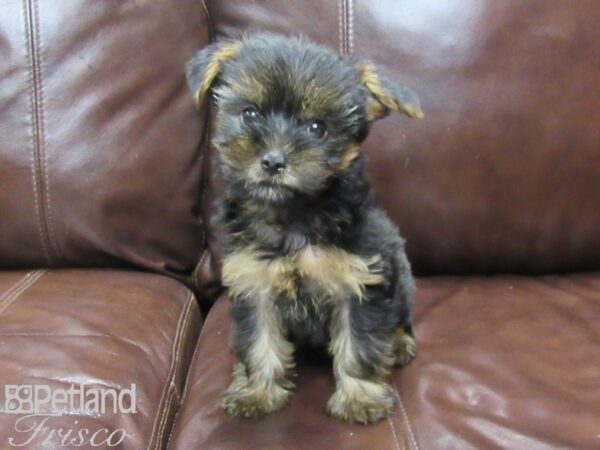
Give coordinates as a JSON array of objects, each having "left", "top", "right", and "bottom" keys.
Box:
[
  {"left": 157, "top": 298, "right": 195, "bottom": 449},
  {"left": 388, "top": 414, "right": 403, "bottom": 450},
  {"left": 147, "top": 294, "right": 189, "bottom": 448},
  {"left": 393, "top": 377, "right": 420, "bottom": 450},
  {"left": 166, "top": 297, "right": 225, "bottom": 450},
  {"left": 338, "top": 0, "right": 343, "bottom": 54},
  {"left": 0, "top": 270, "right": 46, "bottom": 316},
  {"left": 165, "top": 306, "right": 206, "bottom": 450},
  {"left": 32, "top": 0, "right": 61, "bottom": 262},
  {"left": 22, "top": 0, "right": 50, "bottom": 265},
  {"left": 149, "top": 294, "right": 193, "bottom": 449},
  {"left": 344, "top": 0, "right": 348, "bottom": 54},
  {"left": 0, "top": 272, "right": 35, "bottom": 307},
  {"left": 342, "top": 0, "right": 346, "bottom": 54},
  {"left": 165, "top": 346, "right": 198, "bottom": 450},
  {"left": 339, "top": 0, "right": 353, "bottom": 55},
  {"left": 348, "top": 0, "right": 355, "bottom": 54},
  {"left": 178, "top": 297, "right": 214, "bottom": 401},
  {"left": 154, "top": 387, "right": 176, "bottom": 450},
  {"left": 148, "top": 292, "right": 194, "bottom": 449}
]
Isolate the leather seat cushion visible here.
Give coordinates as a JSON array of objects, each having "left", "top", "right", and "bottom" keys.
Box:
[
  {"left": 0, "top": 269, "right": 201, "bottom": 449},
  {"left": 169, "top": 274, "right": 600, "bottom": 449}
]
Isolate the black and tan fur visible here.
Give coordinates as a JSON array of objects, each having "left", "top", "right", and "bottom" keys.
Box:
[{"left": 186, "top": 33, "right": 422, "bottom": 424}]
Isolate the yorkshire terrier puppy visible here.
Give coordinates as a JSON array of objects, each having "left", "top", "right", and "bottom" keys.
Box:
[{"left": 186, "top": 33, "right": 422, "bottom": 424}]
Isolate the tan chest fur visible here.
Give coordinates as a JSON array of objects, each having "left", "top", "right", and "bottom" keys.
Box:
[{"left": 222, "top": 245, "right": 384, "bottom": 302}]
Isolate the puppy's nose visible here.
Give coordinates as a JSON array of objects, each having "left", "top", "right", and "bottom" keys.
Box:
[{"left": 261, "top": 150, "right": 286, "bottom": 175}]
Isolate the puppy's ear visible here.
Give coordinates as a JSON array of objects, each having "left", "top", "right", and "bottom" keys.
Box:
[
  {"left": 357, "top": 63, "right": 423, "bottom": 121},
  {"left": 186, "top": 40, "right": 243, "bottom": 108}
]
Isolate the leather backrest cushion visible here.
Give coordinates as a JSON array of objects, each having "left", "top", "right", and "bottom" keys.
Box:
[
  {"left": 0, "top": 1, "right": 209, "bottom": 275},
  {"left": 204, "top": 0, "right": 600, "bottom": 274}
]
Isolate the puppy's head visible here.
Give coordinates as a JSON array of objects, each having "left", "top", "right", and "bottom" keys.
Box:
[{"left": 187, "top": 33, "right": 422, "bottom": 204}]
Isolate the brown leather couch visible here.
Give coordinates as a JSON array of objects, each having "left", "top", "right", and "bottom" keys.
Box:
[{"left": 1, "top": 1, "right": 598, "bottom": 449}]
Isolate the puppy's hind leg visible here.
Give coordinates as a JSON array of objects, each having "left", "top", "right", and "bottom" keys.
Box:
[
  {"left": 393, "top": 324, "right": 417, "bottom": 367},
  {"left": 222, "top": 294, "right": 295, "bottom": 418},
  {"left": 392, "top": 248, "right": 417, "bottom": 367}
]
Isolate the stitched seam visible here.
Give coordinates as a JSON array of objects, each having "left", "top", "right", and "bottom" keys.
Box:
[
  {"left": 32, "top": 0, "right": 61, "bottom": 263},
  {"left": 148, "top": 300, "right": 188, "bottom": 450},
  {"left": 23, "top": 0, "right": 50, "bottom": 265},
  {"left": 199, "top": 0, "right": 214, "bottom": 41},
  {"left": 191, "top": 248, "right": 210, "bottom": 289},
  {"left": 343, "top": 0, "right": 349, "bottom": 54},
  {"left": 177, "top": 295, "right": 214, "bottom": 400},
  {"left": 199, "top": 121, "right": 213, "bottom": 244},
  {"left": 154, "top": 388, "right": 175, "bottom": 450},
  {"left": 388, "top": 410, "right": 403, "bottom": 450},
  {"left": 165, "top": 337, "right": 202, "bottom": 450},
  {"left": 191, "top": 113, "right": 214, "bottom": 291},
  {"left": 165, "top": 312, "right": 204, "bottom": 450},
  {"left": 342, "top": 0, "right": 348, "bottom": 54},
  {"left": 191, "top": 1, "right": 215, "bottom": 290},
  {"left": 148, "top": 293, "right": 194, "bottom": 449},
  {"left": 0, "top": 272, "right": 35, "bottom": 306},
  {"left": 28, "top": 0, "right": 61, "bottom": 264},
  {"left": 348, "top": 0, "right": 355, "bottom": 54},
  {"left": 167, "top": 297, "right": 224, "bottom": 450},
  {"left": 191, "top": 252, "right": 202, "bottom": 286},
  {"left": 148, "top": 295, "right": 191, "bottom": 448},
  {"left": 0, "top": 270, "right": 46, "bottom": 317},
  {"left": 338, "top": 0, "right": 343, "bottom": 54},
  {"left": 393, "top": 377, "right": 420, "bottom": 450},
  {"left": 0, "top": 271, "right": 46, "bottom": 314},
  {"left": 339, "top": 0, "right": 352, "bottom": 55},
  {"left": 153, "top": 298, "right": 195, "bottom": 450}
]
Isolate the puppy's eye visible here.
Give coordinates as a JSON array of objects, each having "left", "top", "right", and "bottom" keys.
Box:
[
  {"left": 242, "top": 106, "right": 260, "bottom": 122},
  {"left": 307, "top": 120, "right": 327, "bottom": 138}
]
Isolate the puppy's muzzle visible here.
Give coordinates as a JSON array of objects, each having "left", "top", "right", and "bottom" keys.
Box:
[{"left": 261, "top": 150, "right": 286, "bottom": 175}]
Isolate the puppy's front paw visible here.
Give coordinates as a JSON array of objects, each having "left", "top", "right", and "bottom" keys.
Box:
[
  {"left": 326, "top": 382, "right": 396, "bottom": 424},
  {"left": 221, "top": 384, "right": 293, "bottom": 419}
]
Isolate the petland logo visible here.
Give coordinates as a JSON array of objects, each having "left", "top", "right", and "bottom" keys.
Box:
[{"left": 3, "top": 384, "right": 136, "bottom": 447}]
